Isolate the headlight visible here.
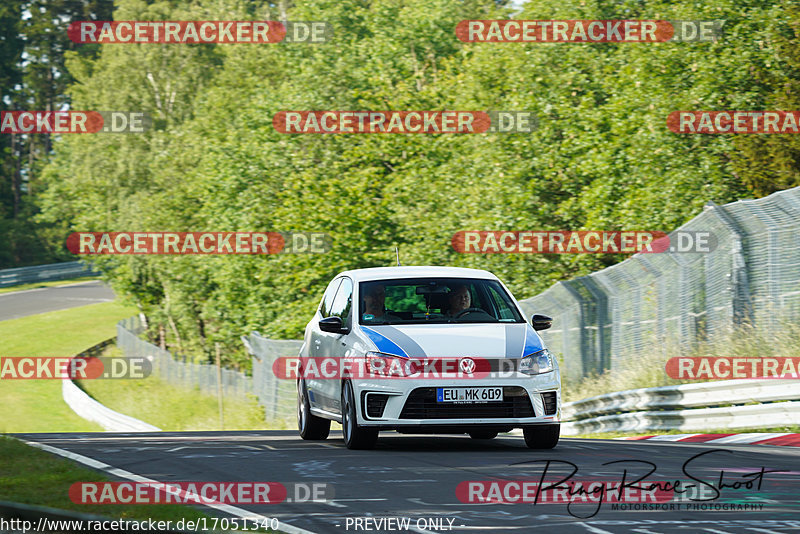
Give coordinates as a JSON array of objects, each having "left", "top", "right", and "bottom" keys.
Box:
[
  {"left": 364, "top": 351, "right": 418, "bottom": 377},
  {"left": 519, "top": 348, "right": 555, "bottom": 375}
]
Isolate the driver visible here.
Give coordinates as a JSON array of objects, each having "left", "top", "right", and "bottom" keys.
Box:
[{"left": 447, "top": 284, "right": 471, "bottom": 316}]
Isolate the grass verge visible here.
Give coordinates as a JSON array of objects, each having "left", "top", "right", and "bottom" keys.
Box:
[
  {"left": 562, "top": 321, "right": 800, "bottom": 438},
  {"left": 0, "top": 436, "right": 271, "bottom": 530},
  {"left": 562, "top": 320, "right": 800, "bottom": 402},
  {"left": 0, "top": 301, "right": 139, "bottom": 433},
  {"left": 79, "top": 347, "right": 273, "bottom": 431}
]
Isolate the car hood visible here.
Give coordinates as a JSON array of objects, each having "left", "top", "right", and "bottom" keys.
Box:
[{"left": 359, "top": 322, "right": 544, "bottom": 359}]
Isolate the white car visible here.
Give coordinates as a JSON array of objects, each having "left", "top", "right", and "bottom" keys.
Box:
[{"left": 296, "top": 266, "right": 561, "bottom": 449}]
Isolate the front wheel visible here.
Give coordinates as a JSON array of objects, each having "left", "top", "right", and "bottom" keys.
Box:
[
  {"left": 341, "top": 381, "right": 378, "bottom": 450},
  {"left": 297, "top": 379, "right": 330, "bottom": 440},
  {"left": 523, "top": 424, "right": 560, "bottom": 449}
]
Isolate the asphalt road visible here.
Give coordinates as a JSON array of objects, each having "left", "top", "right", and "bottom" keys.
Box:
[
  {"left": 0, "top": 281, "right": 115, "bottom": 321},
  {"left": 14, "top": 431, "right": 800, "bottom": 534}
]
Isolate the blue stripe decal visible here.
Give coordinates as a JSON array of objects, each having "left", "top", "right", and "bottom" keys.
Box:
[
  {"left": 361, "top": 326, "right": 409, "bottom": 358},
  {"left": 522, "top": 324, "right": 544, "bottom": 357}
]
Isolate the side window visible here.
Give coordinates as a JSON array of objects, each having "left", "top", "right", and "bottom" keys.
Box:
[
  {"left": 487, "top": 286, "right": 516, "bottom": 321},
  {"left": 329, "top": 278, "right": 353, "bottom": 327},
  {"left": 320, "top": 278, "right": 342, "bottom": 318}
]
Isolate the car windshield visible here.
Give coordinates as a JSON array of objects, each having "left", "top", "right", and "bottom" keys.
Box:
[{"left": 358, "top": 277, "right": 525, "bottom": 325}]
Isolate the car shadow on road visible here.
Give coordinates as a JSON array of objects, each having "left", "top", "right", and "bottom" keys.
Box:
[{"left": 324, "top": 432, "right": 566, "bottom": 452}]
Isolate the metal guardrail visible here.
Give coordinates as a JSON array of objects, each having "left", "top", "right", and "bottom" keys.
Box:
[
  {"left": 562, "top": 379, "right": 800, "bottom": 434},
  {"left": 564, "top": 402, "right": 800, "bottom": 435},
  {"left": 0, "top": 261, "right": 99, "bottom": 288},
  {"left": 61, "top": 338, "right": 161, "bottom": 432}
]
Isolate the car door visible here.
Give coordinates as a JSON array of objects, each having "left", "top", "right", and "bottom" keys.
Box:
[
  {"left": 316, "top": 276, "right": 353, "bottom": 414},
  {"left": 306, "top": 277, "right": 342, "bottom": 412}
]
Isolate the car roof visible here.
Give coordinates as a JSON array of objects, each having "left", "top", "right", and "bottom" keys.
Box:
[{"left": 334, "top": 266, "right": 499, "bottom": 282}]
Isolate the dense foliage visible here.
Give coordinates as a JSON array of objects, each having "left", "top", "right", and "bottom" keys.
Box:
[
  {"left": 10, "top": 0, "right": 800, "bottom": 366},
  {"left": 1, "top": 0, "right": 113, "bottom": 267}
]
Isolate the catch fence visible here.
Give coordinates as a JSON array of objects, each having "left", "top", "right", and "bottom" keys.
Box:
[
  {"left": 518, "top": 187, "right": 800, "bottom": 383},
  {"left": 117, "top": 316, "right": 252, "bottom": 400}
]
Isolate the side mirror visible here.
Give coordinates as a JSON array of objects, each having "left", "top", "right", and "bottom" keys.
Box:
[
  {"left": 319, "top": 316, "right": 346, "bottom": 334},
  {"left": 531, "top": 314, "right": 552, "bottom": 331}
]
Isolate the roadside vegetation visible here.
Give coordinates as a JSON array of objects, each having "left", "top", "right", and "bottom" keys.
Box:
[
  {"left": 4, "top": 0, "right": 799, "bottom": 432},
  {"left": 0, "top": 300, "right": 137, "bottom": 433},
  {"left": 4, "top": 0, "right": 791, "bottom": 371},
  {"left": 563, "top": 320, "right": 800, "bottom": 402},
  {"left": 78, "top": 346, "right": 276, "bottom": 431}
]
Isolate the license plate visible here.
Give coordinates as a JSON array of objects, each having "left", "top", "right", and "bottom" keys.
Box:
[{"left": 436, "top": 387, "right": 503, "bottom": 403}]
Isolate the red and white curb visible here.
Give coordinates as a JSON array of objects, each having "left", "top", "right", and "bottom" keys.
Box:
[{"left": 616, "top": 433, "right": 800, "bottom": 447}]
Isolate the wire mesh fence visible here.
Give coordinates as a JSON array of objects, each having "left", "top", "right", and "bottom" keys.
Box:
[
  {"left": 518, "top": 187, "right": 800, "bottom": 383},
  {"left": 117, "top": 316, "right": 252, "bottom": 400},
  {"left": 243, "top": 333, "right": 303, "bottom": 423},
  {"left": 116, "top": 316, "right": 301, "bottom": 425}
]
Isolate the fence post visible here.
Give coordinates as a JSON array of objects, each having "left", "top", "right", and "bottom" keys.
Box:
[
  {"left": 215, "top": 343, "right": 224, "bottom": 430},
  {"left": 704, "top": 201, "right": 754, "bottom": 328}
]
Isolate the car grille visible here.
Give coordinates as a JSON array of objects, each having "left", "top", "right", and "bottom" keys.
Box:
[
  {"left": 487, "top": 358, "right": 518, "bottom": 372},
  {"left": 541, "top": 391, "right": 558, "bottom": 415},
  {"left": 399, "top": 387, "right": 535, "bottom": 419}
]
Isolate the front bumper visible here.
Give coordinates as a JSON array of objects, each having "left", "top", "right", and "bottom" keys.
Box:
[{"left": 351, "top": 371, "right": 561, "bottom": 429}]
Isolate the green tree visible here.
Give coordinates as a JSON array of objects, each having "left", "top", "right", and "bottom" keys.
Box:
[{"left": 731, "top": 0, "right": 800, "bottom": 196}]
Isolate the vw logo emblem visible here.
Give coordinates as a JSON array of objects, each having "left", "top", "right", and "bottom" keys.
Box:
[{"left": 459, "top": 358, "right": 476, "bottom": 374}]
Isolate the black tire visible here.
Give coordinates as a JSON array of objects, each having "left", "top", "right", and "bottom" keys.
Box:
[
  {"left": 297, "top": 379, "right": 330, "bottom": 440},
  {"left": 469, "top": 431, "right": 498, "bottom": 440},
  {"left": 523, "top": 424, "right": 560, "bottom": 449},
  {"left": 341, "top": 381, "right": 378, "bottom": 450}
]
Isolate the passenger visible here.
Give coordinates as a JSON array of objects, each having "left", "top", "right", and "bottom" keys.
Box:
[{"left": 362, "top": 283, "right": 399, "bottom": 322}]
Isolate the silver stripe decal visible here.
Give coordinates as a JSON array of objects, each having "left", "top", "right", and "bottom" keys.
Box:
[
  {"left": 372, "top": 326, "right": 428, "bottom": 358},
  {"left": 505, "top": 324, "right": 525, "bottom": 358}
]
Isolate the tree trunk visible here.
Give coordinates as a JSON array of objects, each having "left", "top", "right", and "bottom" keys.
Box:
[{"left": 11, "top": 132, "right": 21, "bottom": 217}]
